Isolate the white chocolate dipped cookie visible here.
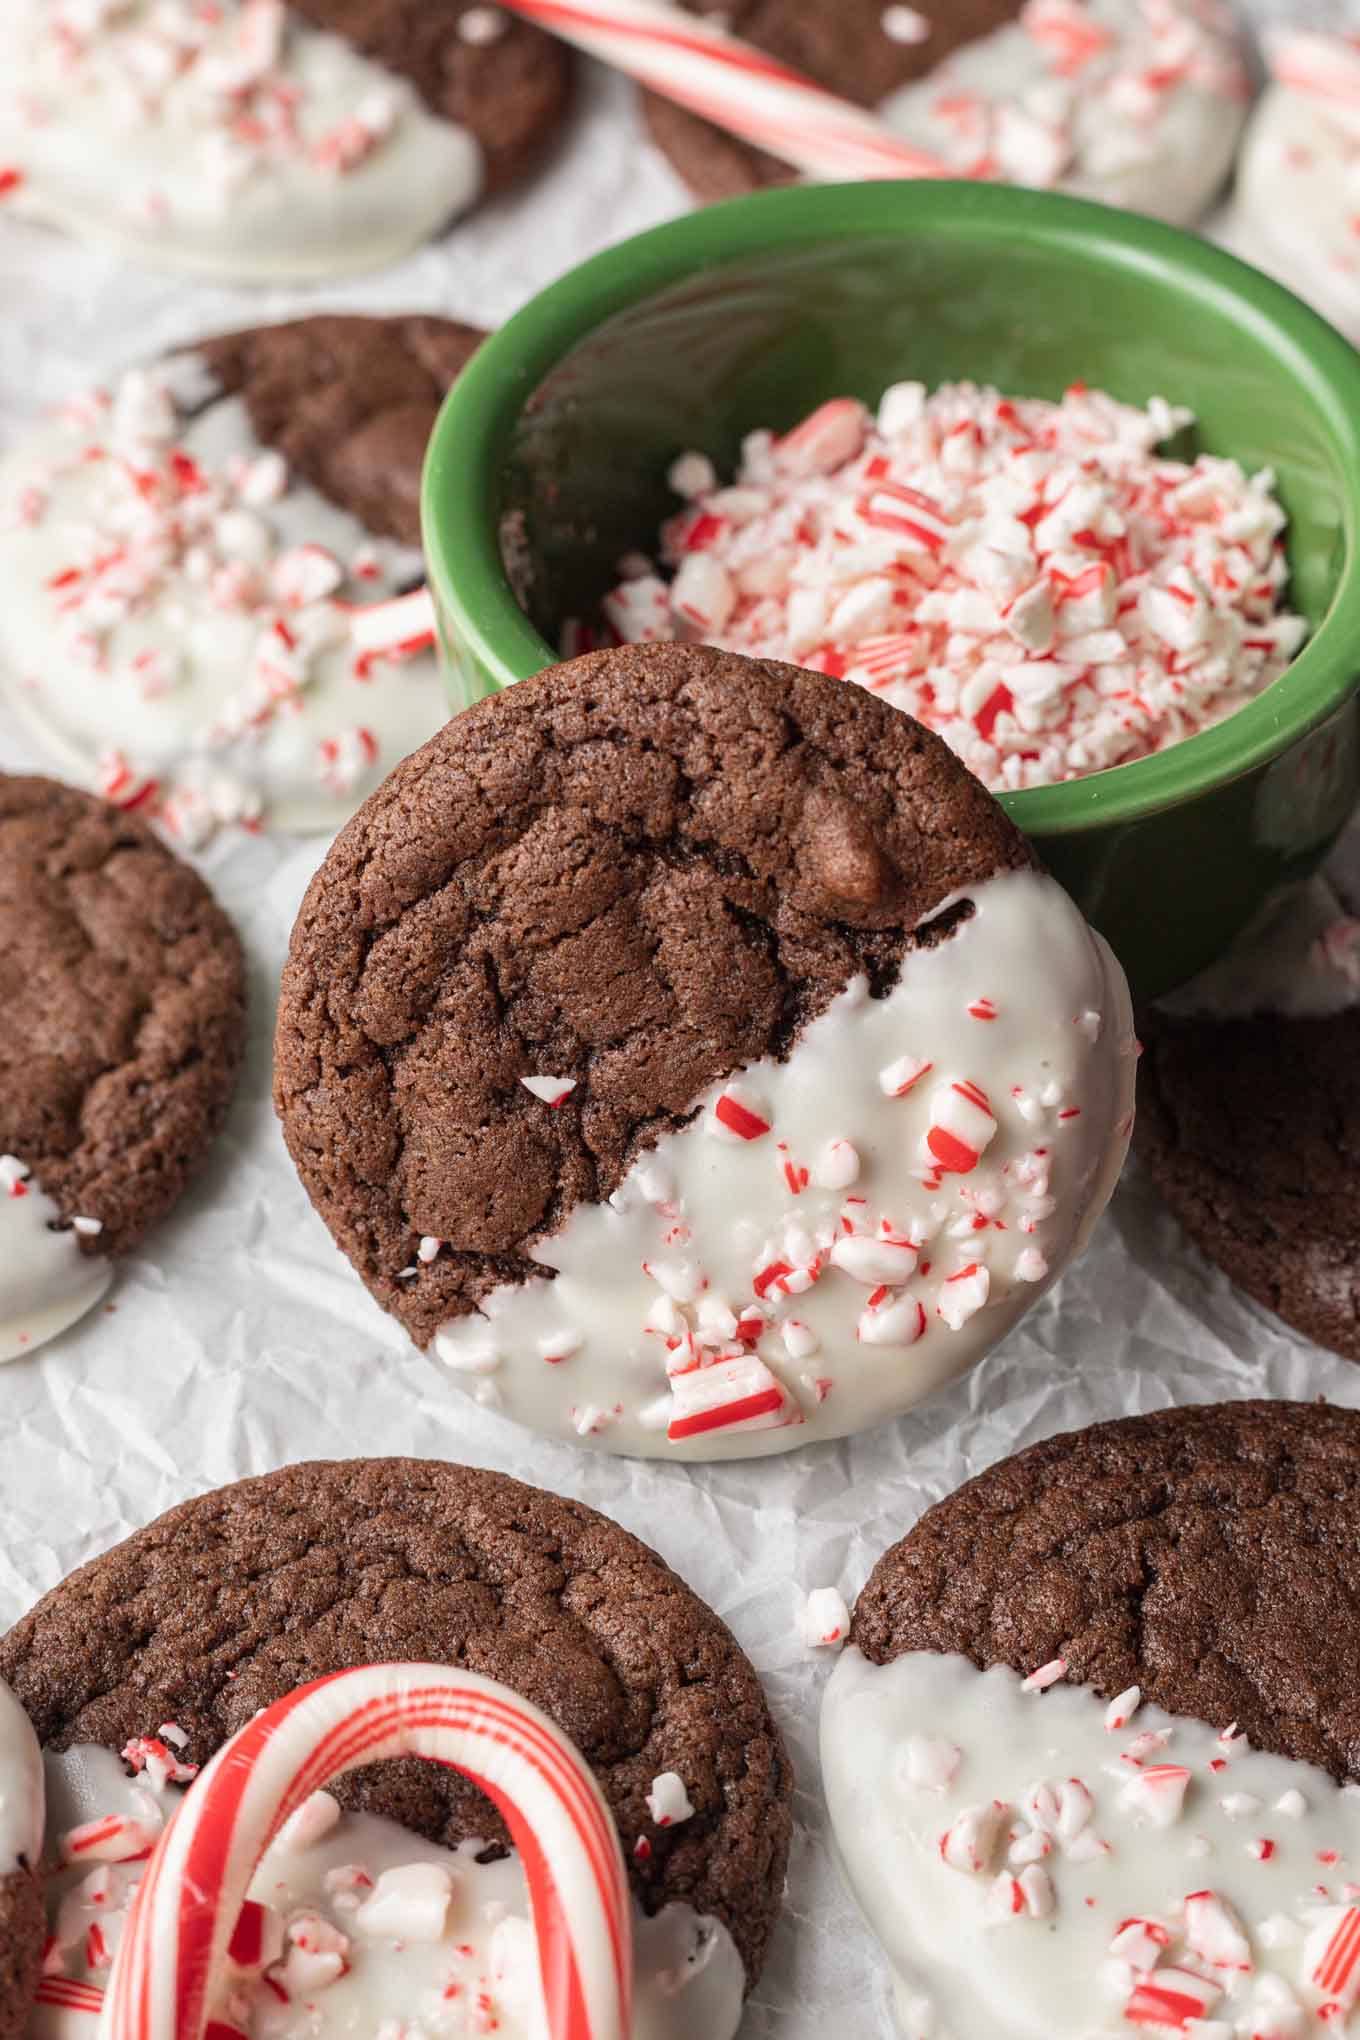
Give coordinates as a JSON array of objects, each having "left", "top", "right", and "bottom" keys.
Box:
[
  {"left": 0, "top": 775, "right": 246, "bottom": 1363},
  {"left": 33, "top": 1747, "right": 745, "bottom": 2040},
  {"left": 0, "top": 316, "right": 476, "bottom": 844},
  {"left": 1231, "top": 31, "right": 1360, "bottom": 345},
  {"left": 644, "top": 0, "right": 1247, "bottom": 225},
  {"left": 0, "top": 1159, "right": 110, "bottom": 1368},
  {"left": 822, "top": 1401, "right": 1360, "bottom": 2039},
  {"left": 0, "top": 1459, "right": 792, "bottom": 2036},
  {"left": 0, "top": 0, "right": 572, "bottom": 285},
  {"left": 274, "top": 645, "right": 1136, "bottom": 1460}
]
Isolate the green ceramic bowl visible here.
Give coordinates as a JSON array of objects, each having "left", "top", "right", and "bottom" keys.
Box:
[{"left": 422, "top": 181, "right": 1360, "bottom": 999}]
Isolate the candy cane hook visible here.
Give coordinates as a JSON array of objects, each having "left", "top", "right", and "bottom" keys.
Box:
[{"left": 97, "top": 1665, "right": 633, "bottom": 2040}]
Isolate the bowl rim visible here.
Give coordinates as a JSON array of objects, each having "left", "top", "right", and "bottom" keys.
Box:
[{"left": 422, "top": 179, "right": 1360, "bottom": 837}]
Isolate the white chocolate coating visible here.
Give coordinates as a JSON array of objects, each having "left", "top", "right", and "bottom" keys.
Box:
[
  {"left": 39, "top": 1745, "right": 744, "bottom": 2040},
  {"left": 880, "top": 0, "right": 1246, "bottom": 226},
  {"left": 1233, "top": 84, "right": 1360, "bottom": 345},
  {"left": 0, "top": 1, "right": 482, "bottom": 285},
  {"left": 0, "top": 1680, "right": 43, "bottom": 1877},
  {"left": 823, "top": 1647, "right": 1360, "bottom": 2040},
  {"left": 0, "top": 367, "right": 450, "bottom": 841},
  {"left": 432, "top": 869, "right": 1136, "bottom": 1459},
  {"left": 0, "top": 1158, "right": 111, "bottom": 1367}
]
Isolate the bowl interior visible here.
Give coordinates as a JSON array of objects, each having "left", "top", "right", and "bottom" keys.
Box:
[{"left": 447, "top": 192, "right": 1357, "bottom": 814}]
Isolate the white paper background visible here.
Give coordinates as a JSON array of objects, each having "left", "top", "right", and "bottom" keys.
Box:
[{"left": 2, "top": 28, "right": 1358, "bottom": 2035}]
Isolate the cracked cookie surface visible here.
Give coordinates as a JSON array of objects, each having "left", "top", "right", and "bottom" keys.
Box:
[
  {"left": 851, "top": 1399, "right": 1360, "bottom": 1780},
  {"left": 0, "top": 1457, "right": 791, "bottom": 1985},
  {"left": 0, "top": 774, "right": 246, "bottom": 1256},
  {"left": 1135, "top": 1009, "right": 1360, "bottom": 1363},
  {"left": 272, "top": 644, "right": 1033, "bottom": 1351}
]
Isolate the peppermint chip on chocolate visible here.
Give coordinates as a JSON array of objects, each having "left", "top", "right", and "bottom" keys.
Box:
[
  {"left": 0, "top": 1, "right": 572, "bottom": 284},
  {"left": 0, "top": 316, "right": 476, "bottom": 843},
  {"left": 825, "top": 1401, "right": 1360, "bottom": 2040},
  {"left": 643, "top": 0, "right": 1245, "bottom": 225},
  {"left": 0, "top": 1458, "right": 791, "bottom": 2036},
  {"left": 274, "top": 644, "right": 1136, "bottom": 1459},
  {"left": 0, "top": 774, "right": 246, "bottom": 1362}
]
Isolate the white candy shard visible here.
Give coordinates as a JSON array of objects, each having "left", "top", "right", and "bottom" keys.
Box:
[
  {"left": 645, "top": 1771, "right": 696, "bottom": 1826},
  {"left": 1121, "top": 1763, "right": 1192, "bottom": 1829},
  {"left": 801, "top": 1587, "right": 851, "bottom": 1651},
  {"left": 353, "top": 1862, "right": 454, "bottom": 1943}
]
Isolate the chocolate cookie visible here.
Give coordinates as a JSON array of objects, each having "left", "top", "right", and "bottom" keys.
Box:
[
  {"left": 0, "top": 1458, "right": 792, "bottom": 1992},
  {"left": 643, "top": 0, "right": 1019, "bottom": 200},
  {"left": 289, "top": 0, "right": 573, "bottom": 195},
  {"left": 851, "top": 1398, "right": 1360, "bottom": 1763},
  {"left": 823, "top": 1401, "right": 1360, "bottom": 2040},
  {"left": 0, "top": 3, "right": 572, "bottom": 286},
  {"left": 198, "top": 313, "right": 484, "bottom": 551},
  {"left": 0, "top": 1684, "right": 42, "bottom": 2040},
  {"left": 0, "top": 775, "right": 246, "bottom": 1358},
  {"left": 275, "top": 643, "right": 1136, "bottom": 1458},
  {"left": 643, "top": 0, "right": 1244, "bottom": 226},
  {"left": 1135, "top": 1008, "right": 1360, "bottom": 1363},
  {"left": 0, "top": 315, "right": 476, "bottom": 839}
]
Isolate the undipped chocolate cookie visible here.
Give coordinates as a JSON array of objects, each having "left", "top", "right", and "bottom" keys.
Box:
[
  {"left": 0, "top": 315, "right": 477, "bottom": 841},
  {"left": 0, "top": 1458, "right": 791, "bottom": 2037},
  {"left": 0, "top": 774, "right": 247, "bottom": 1362},
  {"left": 1136, "top": 1005, "right": 1360, "bottom": 1362},
  {"left": 275, "top": 644, "right": 1136, "bottom": 1459},
  {"left": 644, "top": 0, "right": 1244, "bottom": 224},
  {"left": 0, "top": 1, "right": 573, "bottom": 282},
  {"left": 823, "top": 1399, "right": 1360, "bottom": 2040}
]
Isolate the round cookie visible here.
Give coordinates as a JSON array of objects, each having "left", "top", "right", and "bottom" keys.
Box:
[
  {"left": 1232, "top": 35, "right": 1360, "bottom": 347},
  {"left": 823, "top": 1400, "right": 1360, "bottom": 2040},
  {"left": 0, "top": 315, "right": 475, "bottom": 842},
  {"left": 0, "top": 1457, "right": 792, "bottom": 2017},
  {"left": 0, "top": 1, "right": 573, "bottom": 285},
  {"left": 643, "top": 0, "right": 1245, "bottom": 225},
  {"left": 0, "top": 774, "right": 247, "bottom": 1360},
  {"left": 1135, "top": 1006, "right": 1360, "bottom": 1363},
  {"left": 275, "top": 644, "right": 1136, "bottom": 1459},
  {"left": 0, "top": 1682, "right": 43, "bottom": 2040}
]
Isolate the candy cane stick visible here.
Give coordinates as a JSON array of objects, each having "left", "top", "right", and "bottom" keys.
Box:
[
  {"left": 32, "top": 1976, "right": 105, "bottom": 2040},
  {"left": 495, "top": 0, "right": 954, "bottom": 181},
  {"left": 98, "top": 1665, "right": 632, "bottom": 2040}
]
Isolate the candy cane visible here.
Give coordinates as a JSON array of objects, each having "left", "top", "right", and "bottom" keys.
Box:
[
  {"left": 494, "top": 0, "right": 954, "bottom": 181},
  {"left": 98, "top": 1665, "right": 632, "bottom": 2040},
  {"left": 32, "top": 1977, "right": 105, "bottom": 2040}
]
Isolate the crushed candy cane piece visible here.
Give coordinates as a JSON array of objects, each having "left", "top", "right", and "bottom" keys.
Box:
[
  {"left": 596, "top": 381, "right": 1307, "bottom": 792},
  {"left": 801, "top": 1587, "right": 851, "bottom": 1651},
  {"left": 645, "top": 1772, "right": 695, "bottom": 1826}
]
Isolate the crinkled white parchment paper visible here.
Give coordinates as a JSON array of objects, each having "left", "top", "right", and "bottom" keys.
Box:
[{"left": 2, "top": 33, "right": 1357, "bottom": 2037}]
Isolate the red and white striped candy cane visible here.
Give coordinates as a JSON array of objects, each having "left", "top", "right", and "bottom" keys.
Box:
[
  {"left": 32, "top": 1976, "right": 105, "bottom": 2040},
  {"left": 97, "top": 1665, "right": 632, "bottom": 2040},
  {"left": 495, "top": 0, "right": 954, "bottom": 181}
]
